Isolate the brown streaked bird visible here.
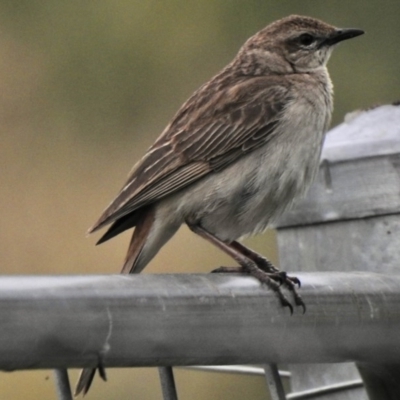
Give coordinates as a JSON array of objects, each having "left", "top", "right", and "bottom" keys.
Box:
[{"left": 75, "top": 15, "right": 363, "bottom": 396}]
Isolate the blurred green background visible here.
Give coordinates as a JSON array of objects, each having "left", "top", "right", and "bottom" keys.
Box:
[{"left": 0, "top": 1, "right": 399, "bottom": 399}]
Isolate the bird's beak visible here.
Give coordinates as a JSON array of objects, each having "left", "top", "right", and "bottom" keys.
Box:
[{"left": 324, "top": 28, "right": 364, "bottom": 46}]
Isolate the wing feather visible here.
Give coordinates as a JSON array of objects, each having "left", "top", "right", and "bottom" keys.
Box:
[{"left": 89, "top": 75, "right": 290, "bottom": 233}]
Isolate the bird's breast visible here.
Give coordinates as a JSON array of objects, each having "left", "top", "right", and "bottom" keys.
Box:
[{"left": 163, "top": 76, "right": 332, "bottom": 242}]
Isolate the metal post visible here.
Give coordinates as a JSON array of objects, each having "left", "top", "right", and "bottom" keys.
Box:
[
  {"left": 276, "top": 103, "right": 400, "bottom": 399},
  {"left": 264, "top": 364, "right": 287, "bottom": 400},
  {"left": 53, "top": 369, "right": 73, "bottom": 400},
  {"left": 158, "top": 366, "right": 178, "bottom": 400}
]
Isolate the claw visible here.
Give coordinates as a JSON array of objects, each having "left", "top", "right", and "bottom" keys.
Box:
[
  {"left": 279, "top": 295, "right": 294, "bottom": 315},
  {"left": 290, "top": 276, "right": 301, "bottom": 288},
  {"left": 284, "top": 277, "right": 305, "bottom": 313},
  {"left": 267, "top": 271, "right": 305, "bottom": 313},
  {"left": 209, "top": 261, "right": 305, "bottom": 314},
  {"left": 294, "top": 296, "right": 306, "bottom": 313},
  {"left": 292, "top": 291, "right": 306, "bottom": 314},
  {"left": 276, "top": 271, "right": 287, "bottom": 286}
]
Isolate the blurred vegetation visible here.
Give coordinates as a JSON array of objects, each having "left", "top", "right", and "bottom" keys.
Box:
[{"left": 0, "top": 1, "right": 399, "bottom": 399}]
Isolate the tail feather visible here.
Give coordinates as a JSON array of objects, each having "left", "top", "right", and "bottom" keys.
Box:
[
  {"left": 74, "top": 368, "right": 97, "bottom": 397},
  {"left": 120, "top": 207, "right": 156, "bottom": 274},
  {"left": 74, "top": 208, "right": 157, "bottom": 396},
  {"left": 96, "top": 211, "right": 142, "bottom": 245}
]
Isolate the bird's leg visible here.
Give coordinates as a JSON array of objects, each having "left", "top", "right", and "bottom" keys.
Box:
[
  {"left": 230, "top": 241, "right": 304, "bottom": 311},
  {"left": 186, "top": 222, "right": 295, "bottom": 313},
  {"left": 230, "top": 241, "right": 280, "bottom": 274},
  {"left": 231, "top": 240, "right": 302, "bottom": 287}
]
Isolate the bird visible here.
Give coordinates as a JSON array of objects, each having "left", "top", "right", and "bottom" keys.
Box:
[{"left": 75, "top": 15, "right": 364, "bottom": 396}]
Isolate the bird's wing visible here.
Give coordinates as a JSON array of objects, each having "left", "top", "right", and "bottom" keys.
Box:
[{"left": 90, "top": 76, "right": 290, "bottom": 233}]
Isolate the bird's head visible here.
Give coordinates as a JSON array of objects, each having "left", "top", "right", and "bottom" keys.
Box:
[{"left": 238, "top": 15, "right": 364, "bottom": 74}]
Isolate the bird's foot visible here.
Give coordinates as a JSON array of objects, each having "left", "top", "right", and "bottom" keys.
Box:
[{"left": 212, "top": 265, "right": 305, "bottom": 314}]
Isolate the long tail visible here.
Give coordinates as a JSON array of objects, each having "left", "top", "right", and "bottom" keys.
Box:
[{"left": 75, "top": 208, "right": 156, "bottom": 397}]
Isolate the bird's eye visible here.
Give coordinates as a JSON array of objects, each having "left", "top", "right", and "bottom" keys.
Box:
[{"left": 298, "top": 33, "right": 315, "bottom": 47}]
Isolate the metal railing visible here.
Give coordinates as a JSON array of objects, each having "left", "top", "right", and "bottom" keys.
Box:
[
  {"left": 2, "top": 273, "right": 400, "bottom": 370},
  {"left": 2, "top": 272, "right": 400, "bottom": 398}
]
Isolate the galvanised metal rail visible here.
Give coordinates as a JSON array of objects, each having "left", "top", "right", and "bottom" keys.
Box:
[
  {"left": 2, "top": 273, "right": 400, "bottom": 370},
  {"left": 1, "top": 272, "right": 400, "bottom": 399},
  {"left": 0, "top": 272, "right": 400, "bottom": 370}
]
